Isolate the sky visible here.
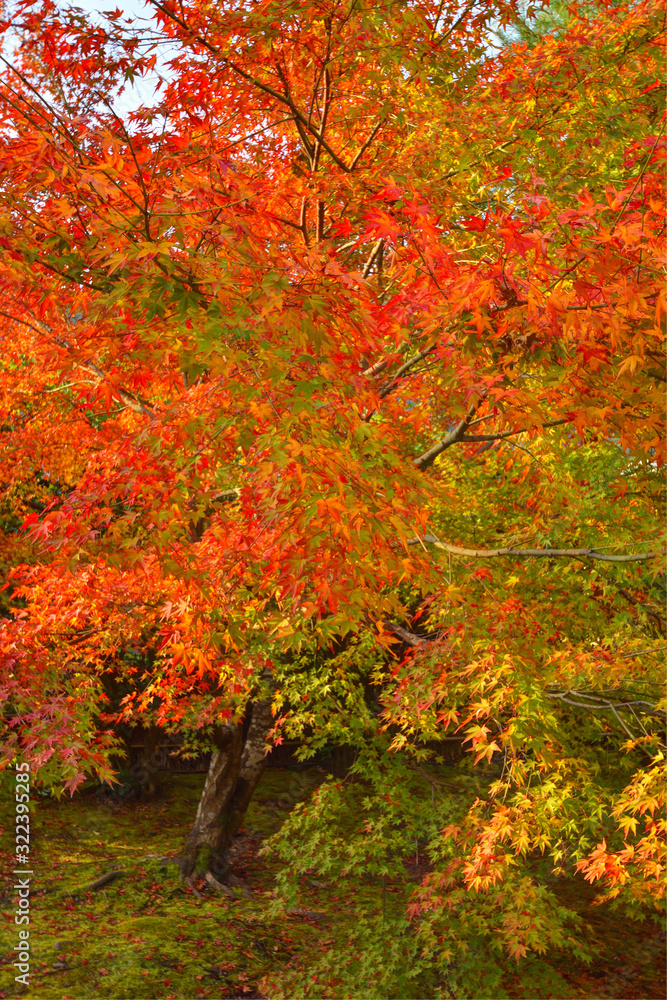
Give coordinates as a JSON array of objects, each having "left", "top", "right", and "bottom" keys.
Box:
[
  {"left": 49, "top": 0, "right": 155, "bottom": 27},
  {"left": 73, "top": 0, "right": 170, "bottom": 113},
  {"left": 5, "top": 0, "right": 170, "bottom": 115},
  {"left": 72, "top": 0, "right": 152, "bottom": 18}
]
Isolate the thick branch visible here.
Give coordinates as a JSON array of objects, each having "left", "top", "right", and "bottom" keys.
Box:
[
  {"left": 414, "top": 401, "right": 480, "bottom": 469},
  {"left": 377, "top": 344, "right": 438, "bottom": 399},
  {"left": 300, "top": 197, "right": 309, "bottom": 246},
  {"left": 64, "top": 870, "right": 125, "bottom": 896},
  {"left": 382, "top": 621, "right": 424, "bottom": 647},
  {"left": 362, "top": 239, "right": 384, "bottom": 279},
  {"left": 408, "top": 535, "right": 663, "bottom": 563},
  {"left": 619, "top": 646, "right": 666, "bottom": 659},
  {"left": 311, "top": 67, "right": 331, "bottom": 173},
  {"left": 362, "top": 356, "right": 392, "bottom": 377},
  {"left": 546, "top": 689, "right": 665, "bottom": 716}
]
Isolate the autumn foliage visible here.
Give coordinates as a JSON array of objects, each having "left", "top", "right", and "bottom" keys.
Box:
[{"left": 0, "top": 0, "right": 664, "bottom": 990}]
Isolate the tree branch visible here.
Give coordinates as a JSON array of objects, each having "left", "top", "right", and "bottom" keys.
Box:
[
  {"left": 148, "top": 2, "right": 351, "bottom": 172},
  {"left": 414, "top": 400, "right": 480, "bottom": 469},
  {"left": 362, "top": 238, "right": 385, "bottom": 279},
  {"left": 349, "top": 119, "right": 384, "bottom": 170},
  {"left": 377, "top": 344, "right": 438, "bottom": 398},
  {"left": 460, "top": 418, "right": 571, "bottom": 443},
  {"left": 0, "top": 309, "right": 154, "bottom": 416},
  {"left": 408, "top": 534, "right": 663, "bottom": 563},
  {"left": 382, "top": 620, "right": 425, "bottom": 647}
]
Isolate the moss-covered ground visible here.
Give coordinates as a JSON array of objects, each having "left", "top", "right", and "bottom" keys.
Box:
[{"left": 0, "top": 768, "right": 664, "bottom": 1000}]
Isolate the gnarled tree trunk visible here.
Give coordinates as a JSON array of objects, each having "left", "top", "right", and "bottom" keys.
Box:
[{"left": 179, "top": 696, "right": 274, "bottom": 881}]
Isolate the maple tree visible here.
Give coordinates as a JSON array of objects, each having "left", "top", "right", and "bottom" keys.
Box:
[{"left": 0, "top": 0, "right": 664, "bottom": 989}]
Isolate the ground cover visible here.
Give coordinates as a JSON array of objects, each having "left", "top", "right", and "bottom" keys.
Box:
[{"left": 0, "top": 768, "right": 664, "bottom": 1000}]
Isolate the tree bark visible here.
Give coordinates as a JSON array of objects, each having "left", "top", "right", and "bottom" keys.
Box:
[
  {"left": 137, "top": 724, "right": 163, "bottom": 799},
  {"left": 179, "top": 723, "right": 243, "bottom": 880},
  {"left": 225, "top": 696, "right": 274, "bottom": 839},
  {"left": 179, "top": 697, "right": 274, "bottom": 880}
]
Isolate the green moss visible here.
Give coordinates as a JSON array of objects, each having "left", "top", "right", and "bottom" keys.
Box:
[
  {"left": 193, "top": 843, "right": 215, "bottom": 876},
  {"left": 0, "top": 769, "right": 664, "bottom": 1000}
]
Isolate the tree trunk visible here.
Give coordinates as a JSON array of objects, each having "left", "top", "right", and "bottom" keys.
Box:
[
  {"left": 225, "top": 696, "right": 274, "bottom": 839},
  {"left": 179, "top": 697, "right": 273, "bottom": 881},
  {"left": 138, "top": 724, "right": 163, "bottom": 799}
]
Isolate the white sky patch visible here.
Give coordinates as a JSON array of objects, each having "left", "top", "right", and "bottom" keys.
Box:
[{"left": 4, "top": 0, "right": 175, "bottom": 118}]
